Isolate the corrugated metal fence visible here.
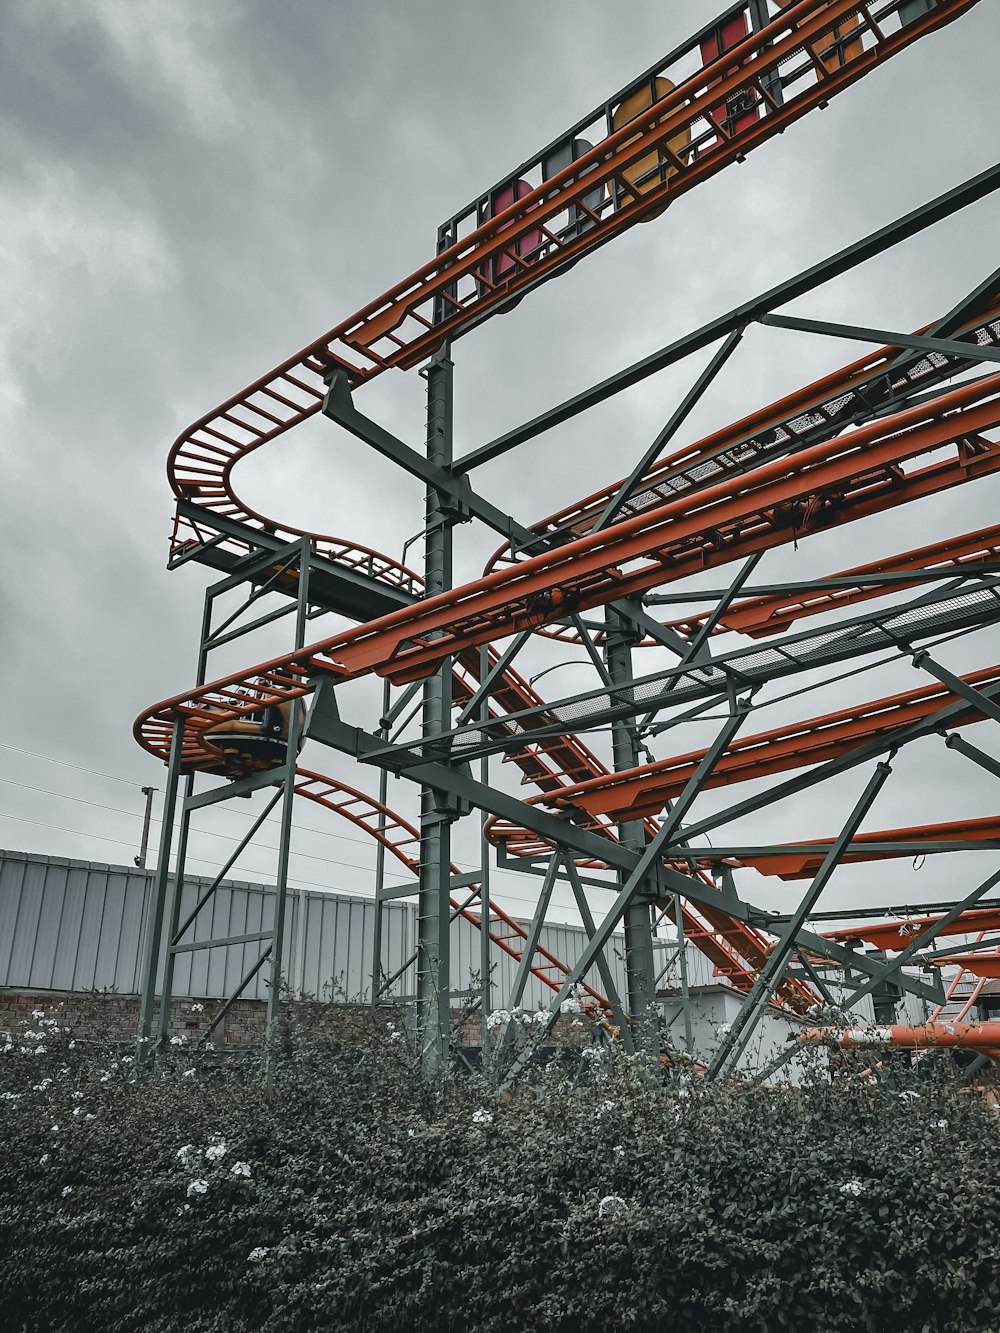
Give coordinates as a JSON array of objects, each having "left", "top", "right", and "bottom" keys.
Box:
[{"left": 0, "top": 847, "right": 678, "bottom": 1008}]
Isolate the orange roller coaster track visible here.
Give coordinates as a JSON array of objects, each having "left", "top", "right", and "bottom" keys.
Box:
[{"left": 136, "top": 0, "right": 998, "bottom": 1073}]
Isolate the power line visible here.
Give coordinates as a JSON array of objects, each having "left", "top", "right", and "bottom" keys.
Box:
[{"left": 0, "top": 810, "right": 559, "bottom": 912}]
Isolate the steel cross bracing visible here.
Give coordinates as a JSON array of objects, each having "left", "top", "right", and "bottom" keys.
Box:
[
  {"left": 135, "top": 0, "right": 1000, "bottom": 1071},
  {"left": 496, "top": 300, "right": 1000, "bottom": 575}
]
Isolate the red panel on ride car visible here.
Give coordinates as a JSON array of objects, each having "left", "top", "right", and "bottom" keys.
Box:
[{"left": 699, "top": 12, "right": 760, "bottom": 152}]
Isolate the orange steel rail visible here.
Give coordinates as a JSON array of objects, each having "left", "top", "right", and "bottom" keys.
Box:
[
  {"left": 486, "top": 297, "right": 1000, "bottom": 576},
  {"left": 735, "top": 816, "right": 1000, "bottom": 880},
  {"left": 706, "top": 523, "right": 1000, "bottom": 639},
  {"left": 826, "top": 904, "right": 1000, "bottom": 951},
  {"left": 928, "top": 952, "right": 1000, "bottom": 979},
  {"left": 135, "top": 370, "right": 1000, "bottom": 772},
  {"left": 802, "top": 1020, "right": 1000, "bottom": 1048},
  {"left": 537, "top": 663, "right": 1000, "bottom": 824},
  {"left": 165, "top": 0, "right": 978, "bottom": 548}
]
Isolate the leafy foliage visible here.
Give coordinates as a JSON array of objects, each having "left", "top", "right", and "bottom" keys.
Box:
[{"left": 2, "top": 1000, "right": 999, "bottom": 1332}]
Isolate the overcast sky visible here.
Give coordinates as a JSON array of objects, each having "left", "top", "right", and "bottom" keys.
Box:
[{"left": 2, "top": 0, "right": 1000, "bottom": 934}]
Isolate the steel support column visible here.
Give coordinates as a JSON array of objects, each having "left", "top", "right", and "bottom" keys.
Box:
[
  {"left": 417, "top": 346, "right": 455, "bottom": 1073},
  {"left": 606, "top": 605, "right": 659, "bottom": 1051},
  {"left": 137, "top": 718, "right": 185, "bottom": 1052}
]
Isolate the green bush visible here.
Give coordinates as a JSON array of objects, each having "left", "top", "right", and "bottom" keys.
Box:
[{"left": 2, "top": 1001, "right": 999, "bottom": 1332}]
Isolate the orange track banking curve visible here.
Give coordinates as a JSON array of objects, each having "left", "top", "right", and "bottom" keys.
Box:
[{"left": 138, "top": 0, "right": 992, "bottom": 1012}]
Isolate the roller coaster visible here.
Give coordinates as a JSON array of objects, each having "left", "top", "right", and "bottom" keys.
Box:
[{"left": 135, "top": 0, "right": 1000, "bottom": 1079}]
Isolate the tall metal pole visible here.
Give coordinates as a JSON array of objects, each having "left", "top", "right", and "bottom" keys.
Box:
[
  {"left": 137, "top": 720, "right": 184, "bottom": 1052},
  {"left": 371, "top": 676, "right": 392, "bottom": 1006},
  {"left": 418, "top": 345, "right": 455, "bottom": 1072},
  {"left": 605, "top": 602, "right": 659, "bottom": 1054},
  {"left": 479, "top": 644, "right": 493, "bottom": 1051},
  {"left": 264, "top": 540, "right": 312, "bottom": 1070},
  {"left": 134, "top": 786, "right": 157, "bottom": 869}
]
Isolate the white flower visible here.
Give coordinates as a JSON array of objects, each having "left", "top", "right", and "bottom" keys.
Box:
[
  {"left": 205, "top": 1136, "right": 228, "bottom": 1163},
  {"left": 120, "top": 1055, "right": 133, "bottom": 1065},
  {"left": 182, "top": 1069, "right": 196, "bottom": 1079},
  {"left": 177, "top": 1144, "right": 201, "bottom": 1170},
  {"left": 532, "top": 1010, "right": 549, "bottom": 1025},
  {"left": 471, "top": 1109, "right": 494, "bottom": 1126},
  {"left": 595, "top": 1100, "right": 615, "bottom": 1117},
  {"left": 24, "top": 1031, "right": 43, "bottom": 1041},
  {"left": 187, "top": 1179, "right": 209, "bottom": 1197},
  {"left": 2, "top": 1043, "right": 14, "bottom": 1054},
  {"left": 613, "top": 1145, "right": 625, "bottom": 1159},
  {"left": 560, "top": 999, "right": 582, "bottom": 1014},
  {"left": 190, "top": 1003, "right": 204, "bottom": 1014},
  {"left": 933, "top": 1119, "right": 949, "bottom": 1130},
  {"left": 1, "top": 1092, "right": 21, "bottom": 1102},
  {"left": 84, "top": 1114, "right": 95, "bottom": 1121},
  {"left": 169, "top": 1035, "right": 186, "bottom": 1046},
  {"left": 716, "top": 1023, "right": 732, "bottom": 1036},
  {"left": 33, "top": 1045, "right": 47, "bottom": 1055},
  {"left": 898, "top": 1091, "right": 920, "bottom": 1101},
  {"left": 72, "top": 1107, "right": 84, "bottom": 1117},
  {"left": 230, "top": 1161, "right": 251, "bottom": 1178},
  {"left": 247, "top": 1247, "right": 269, "bottom": 1263},
  {"left": 32, "top": 1079, "right": 52, "bottom": 1092},
  {"left": 519, "top": 1011, "right": 532, "bottom": 1026},
  {"left": 485, "top": 1010, "right": 509, "bottom": 1031},
  {"left": 581, "top": 1046, "right": 606, "bottom": 1061},
  {"left": 407, "top": 1129, "right": 415, "bottom": 1138},
  {"left": 839, "top": 1180, "right": 865, "bottom": 1196},
  {"left": 99, "top": 1073, "right": 112, "bottom": 1083},
  {"left": 39, "top": 1154, "right": 49, "bottom": 1165},
  {"left": 68, "top": 1042, "right": 75, "bottom": 1050},
  {"left": 51, "top": 1125, "right": 60, "bottom": 1134},
  {"left": 598, "top": 1194, "right": 628, "bottom": 1219},
  {"left": 31, "top": 1010, "right": 45, "bottom": 1020},
  {"left": 61, "top": 1186, "right": 73, "bottom": 1198},
  {"left": 71, "top": 1091, "right": 84, "bottom": 1100}
]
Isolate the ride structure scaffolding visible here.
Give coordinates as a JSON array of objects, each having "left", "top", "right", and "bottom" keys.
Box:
[{"left": 135, "top": 0, "right": 1000, "bottom": 1078}]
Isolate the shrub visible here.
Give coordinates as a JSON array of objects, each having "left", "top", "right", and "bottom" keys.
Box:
[{"left": 2, "top": 1001, "right": 999, "bottom": 1332}]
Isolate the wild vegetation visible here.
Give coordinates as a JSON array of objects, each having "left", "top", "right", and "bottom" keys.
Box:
[{"left": 2, "top": 996, "right": 999, "bottom": 1332}]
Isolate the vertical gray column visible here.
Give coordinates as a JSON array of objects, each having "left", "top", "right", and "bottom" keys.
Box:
[
  {"left": 418, "top": 347, "right": 455, "bottom": 1072},
  {"left": 605, "top": 604, "right": 659, "bottom": 1052}
]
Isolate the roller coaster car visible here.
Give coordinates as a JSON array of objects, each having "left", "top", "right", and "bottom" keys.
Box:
[{"left": 201, "top": 701, "right": 299, "bottom": 780}]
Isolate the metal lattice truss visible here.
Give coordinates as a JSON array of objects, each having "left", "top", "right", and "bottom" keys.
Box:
[{"left": 133, "top": 0, "right": 1000, "bottom": 1079}]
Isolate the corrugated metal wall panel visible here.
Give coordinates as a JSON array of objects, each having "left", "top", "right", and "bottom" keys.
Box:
[{"left": 1, "top": 848, "right": 635, "bottom": 1009}]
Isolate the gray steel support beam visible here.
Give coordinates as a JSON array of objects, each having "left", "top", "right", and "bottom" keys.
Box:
[
  {"left": 707, "top": 760, "right": 894, "bottom": 1080},
  {"left": 606, "top": 606, "right": 659, "bottom": 1051},
  {"left": 591, "top": 328, "right": 744, "bottom": 535},
  {"left": 323, "top": 367, "right": 536, "bottom": 548},
  {"left": 417, "top": 347, "right": 455, "bottom": 1073},
  {"left": 479, "top": 645, "right": 493, "bottom": 1048},
  {"left": 944, "top": 734, "right": 1000, "bottom": 782},
  {"left": 562, "top": 854, "right": 633, "bottom": 1050},
  {"left": 308, "top": 690, "right": 944, "bottom": 1010},
  {"left": 137, "top": 719, "right": 185, "bottom": 1051},
  {"left": 757, "top": 313, "right": 1000, "bottom": 367},
  {"left": 913, "top": 650, "right": 1000, "bottom": 727},
  {"left": 506, "top": 853, "right": 562, "bottom": 1013},
  {"left": 497, "top": 708, "right": 750, "bottom": 1085}
]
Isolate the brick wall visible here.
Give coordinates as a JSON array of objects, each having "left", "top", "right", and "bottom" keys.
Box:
[{"left": 1, "top": 987, "right": 589, "bottom": 1052}]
